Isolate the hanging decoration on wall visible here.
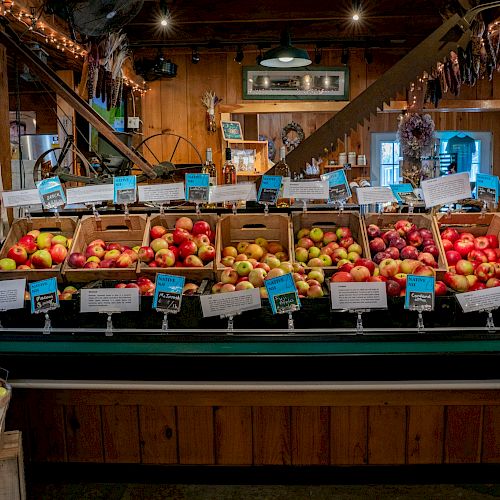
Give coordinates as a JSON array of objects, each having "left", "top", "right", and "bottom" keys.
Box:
[
  {"left": 397, "top": 112, "right": 435, "bottom": 187},
  {"left": 281, "top": 122, "right": 304, "bottom": 151},
  {"left": 259, "top": 135, "right": 276, "bottom": 161},
  {"left": 201, "top": 90, "right": 223, "bottom": 133}
]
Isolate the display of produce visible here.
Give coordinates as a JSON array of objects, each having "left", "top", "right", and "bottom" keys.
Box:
[
  {"left": 112, "top": 278, "right": 201, "bottom": 296},
  {"left": 68, "top": 239, "right": 138, "bottom": 269}
]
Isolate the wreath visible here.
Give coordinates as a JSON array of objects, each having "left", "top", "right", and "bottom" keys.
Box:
[
  {"left": 281, "top": 122, "right": 304, "bottom": 151},
  {"left": 397, "top": 112, "right": 435, "bottom": 159}
]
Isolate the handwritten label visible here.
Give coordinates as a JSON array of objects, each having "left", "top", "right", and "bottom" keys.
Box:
[
  {"left": 476, "top": 173, "right": 499, "bottom": 204},
  {"left": 80, "top": 288, "right": 140, "bottom": 313},
  {"left": 390, "top": 184, "right": 420, "bottom": 204},
  {"left": 0, "top": 279, "right": 26, "bottom": 311},
  {"left": 185, "top": 173, "right": 209, "bottom": 203},
  {"left": 356, "top": 186, "right": 397, "bottom": 205},
  {"left": 265, "top": 273, "right": 301, "bottom": 315},
  {"left": 200, "top": 288, "right": 261, "bottom": 318},
  {"left": 321, "top": 170, "right": 351, "bottom": 202},
  {"left": 153, "top": 274, "right": 185, "bottom": 313},
  {"left": 289, "top": 181, "right": 329, "bottom": 200},
  {"left": 29, "top": 277, "right": 59, "bottom": 314},
  {"left": 421, "top": 172, "right": 472, "bottom": 208},
  {"left": 37, "top": 176, "right": 66, "bottom": 209},
  {"left": 405, "top": 275, "right": 435, "bottom": 311},
  {"left": 330, "top": 282, "right": 387, "bottom": 310},
  {"left": 113, "top": 176, "right": 137, "bottom": 204},
  {"left": 258, "top": 175, "right": 282, "bottom": 204},
  {"left": 209, "top": 183, "right": 257, "bottom": 203},
  {"left": 66, "top": 184, "right": 114, "bottom": 205},
  {"left": 1, "top": 189, "right": 41, "bottom": 208},
  {"left": 138, "top": 183, "right": 185, "bottom": 203},
  {"left": 456, "top": 287, "right": 500, "bottom": 313}
]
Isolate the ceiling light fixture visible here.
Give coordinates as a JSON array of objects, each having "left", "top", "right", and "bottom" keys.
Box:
[
  {"left": 191, "top": 47, "right": 200, "bottom": 64},
  {"left": 260, "top": 30, "right": 311, "bottom": 68},
  {"left": 159, "top": 0, "right": 170, "bottom": 27},
  {"left": 352, "top": 13, "right": 360, "bottom": 21},
  {"left": 234, "top": 45, "right": 244, "bottom": 64}
]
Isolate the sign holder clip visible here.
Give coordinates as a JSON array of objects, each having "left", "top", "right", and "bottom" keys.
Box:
[
  {"left": 301, "top": 199, "right": 307, "bottom": 213},
  {"left": 412, "top": 305, "right": 428, "bottom": 333},
  {"left": 349, "top": 309, "right": 370, "bottom": 335},
  {"left": 43, "top": 312, "right": 52, "bottom": 335},
  {"left": 221, "top": 312, "right": 241, "bottom": 334},
  {"left": 123, "top": 203, "right": 130, "bottom": 220},
  {"left": 23, "top": 207, "right": 32, "bottom": 224},
  {"left": 263, "top": 203, "right": 269, "bottom": 216},
  {"left": 480, "top": 200, "right": 488, "bottom": 219},
  {"left": 162, "top": 312, "right": 169, "bottom": 332},
  {"left": 195, "top": 202, "right": 201, "bottom": 215},
  {"left": 103, "top": 312, "right": 114, "bottom": 337},
  {"left": 481, "top": 308, "right": 496, "bottom": 333},
  {"left": 408, "top": 202, "right": 414, "bottom": 215}
]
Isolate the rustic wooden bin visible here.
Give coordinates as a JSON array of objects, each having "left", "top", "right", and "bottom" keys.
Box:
[
  {"left": 139, "top": 213, "right": 219, "bottom": 280},
  {"left": 0, "top": 431, "right": 25, "bottom": 500},
  {"left": 291, "top": 211, "right": 370, "bottom": 273},
  {"left": 0, "top": 217, "right": 78, "bottom": 282},
  {"left": 435, "top": 212, "right": 500, "bottom": 269},
  {"left": 62, "top": 214, "right": 147, "bottom": 282},
  {"left": 216, "top": 213, "right": 293, "bottom": 279},
  {"left": 363, "top": 213, "right": 448, "bottom": 272}
]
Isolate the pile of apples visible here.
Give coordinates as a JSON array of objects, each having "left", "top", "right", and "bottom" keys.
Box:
[
  {"left": 211, "top": 261, "right": 326, "bottom": 299},
  {"left": 293, "top": 226, "right": 363, "bottom": 268},
  {"left": 366, "top": 219, "right": 440, "bottom": 269},
  {"left": 112, "top": 278, "right": 200, "bottom": 296},
  {"left": 220, "top": 237, "right": 289, "bottom": 269},
  {"left": 330, "top": 256, "right": 447, "bottom": 298},
  {"left": 439, "top": 227, "right": 500, "bottom": 292},
  {"left": 139, "top": 217, "right": 215, "bottom": 268},
  {"left": 68, "top": 239, "right": 137, "bottom": 269},
  {"left": 0, "top": 230, "right": 72, "bottom": 270}
]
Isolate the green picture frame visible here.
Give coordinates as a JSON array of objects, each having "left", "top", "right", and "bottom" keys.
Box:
[{"left": 243, "top": 66, "right": 349, "bottom": 101}]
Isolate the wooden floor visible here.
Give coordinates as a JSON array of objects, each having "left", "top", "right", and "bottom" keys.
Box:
[{"left": 6, "top": 388, "right": 500, "bottom": 467}]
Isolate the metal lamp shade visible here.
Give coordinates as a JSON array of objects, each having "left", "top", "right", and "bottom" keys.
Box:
[{"left": 260, "top": 31, "right": 311, "bottom": 68}]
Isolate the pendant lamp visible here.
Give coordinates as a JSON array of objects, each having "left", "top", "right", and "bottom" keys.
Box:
[{"left": 260, "top": 30, "right": 311, "bottom": 68}]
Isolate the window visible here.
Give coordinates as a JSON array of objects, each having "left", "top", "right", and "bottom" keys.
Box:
[{"left": 380, "top": 141, "right": 400, "bottom": 186}]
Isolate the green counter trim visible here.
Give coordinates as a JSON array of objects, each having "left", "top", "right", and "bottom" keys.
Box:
[{"left": 1, "top": 340, "right": 500, "bottom": 355}]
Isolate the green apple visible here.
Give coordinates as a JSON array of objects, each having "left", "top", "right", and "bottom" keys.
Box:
[
  {"left": 0, "top": 387, "right": 8, "bottom": 398},
  {"left": 309, "top": 227, "right": 324, "bottom": 243}
]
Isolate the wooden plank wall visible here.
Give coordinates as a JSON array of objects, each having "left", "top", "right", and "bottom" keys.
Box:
[{"left": 6, "top": 389, "right": 500, "bottom": 466}]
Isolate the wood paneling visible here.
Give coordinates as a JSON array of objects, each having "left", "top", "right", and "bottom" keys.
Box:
[
  {"left": 65, "top": 405, "right": 103, "bottom": 463},
  {"left": 214, "top": 406, "right": 252, "bottom": 465},
  {"left": 253, "top": 407, "right": 291, "bottom": 465},
  {"left": 368, "top": 406, "right": 406, "bottom": 465},
  {"left": 177, "top": 407, "right": 214, "bottom": 464},
  {"left": 445, "top": 406, "right": 483, "bottom": 464},
  {"left": 101, "top": 405, "right": 141, "bottom": 463},
  {"left": 139, "top": 406, "right": 178, "bottom": 464},
  {"left": 481, "top": 406, "right": 500, "bottom": 463},
  {"left": 0, "top": 46, "right": 12, "bottom": 224},
  {"left": 330, "top": 406, "right": 368, "bottom": 465},
  {"left": 291, "top": 407, "right": 329, "bottom": 465},
  {"left": 407, "top": 406, "right": 444, "bottom": 464}
]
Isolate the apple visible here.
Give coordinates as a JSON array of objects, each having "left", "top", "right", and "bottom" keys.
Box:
[
  {"left": 263, "top": 255, "right": 281, "bottom": 269},
  {"left": 336, "top": 227, "right": 351, "bottom": 239},
  {"left": 150, "top": 225, "right": 167, "bottom": 240},
  {"left": 295, "top": 247, "right": 309, "bottom": 263},
  {"left": 386, "top": 247, "right": 400, "bottom": 260},
  {"left": 407, "top": 230, "right": 423, "bottom": 247},
  {"left": 459, "top": 232, "right": 475, "bottom": 242},
  {"left": 382, "top": 230, "right": 399, "bottom": 244},
  {"left": 178, "top": 240, "right": 197, "bottom": 259},
  {"left": 63, "top": 286, "right": 78, "bottom": 295},
  {"left": 17, "top": 235, "right": 37, "bottom": 254},
  {"left": 346, "top": 252, "right": 360, "bottom": 263},
  {"left": 102, "top": 249, "right": 120, "bottom": 261},
  {"left": 0, "top": 258, "right": 17, "bottom": 270},
  {"left": 295, "top": 280, "right": 310, "bottom": 295},
  {"left": 308, "top": 246, "right": 321, "bottom": 259},
  {"left": 236, "top": 241, "right": 250, "bottom": 254},
  {"left": 321, "top": 243, "right": 338, "bottom": 257},
  {"left": 256, "top": 263, "right": 271, "bottom": 272},
  {"left": 423, "top": 244, "right": 440, "bottom": 259},
  {"left": 309, "top": 227, "right": 324, "bottom": 243},
  {"left": 373, "top": 251, "right": 390, "bottom": 265},
  {"left": 175, "top": 216, "right": 193, "bottom": 232},
  {"left": 307, "top": 284, "right": 324, "bottom": 298},
  {"left": 85, "top": 244, "right": 105, "bottom": 259},
  {"left": 445, "top": 272, "right": 468, "bottom": 292},
  {"left": 414, "top": 265, "right": 436, "bottom": 277},
  {"left": 340, "top": 237, "right": 355, "bottom": 249},
  {"left": 350, "top": 265, "right": 371, "bottom": 282},
  {"left": 468, "top": 249, "right": 488, "bottom": 265},
  {"left": 297, "top": 237, "right": 314, "bottom": 250},
  {"left": 434, "top": 281, "right": 447, "bottom": 296},
  {"left": 266, "top": 268, "right": 285, "bottom": 280},
  {"left": 151, "top": 238, "right": 170, "bottom": 253},
  {"left": 27, "top": 229, "right": 40, "bottom": 239},
  {"left": 275, "top": 251, "right": 289, "bottom": 262},
  {"left": 155, "top": 248, "right": 175, "bottom": 267},
  {"left": 473, "top": 236, "right": 490, "bottom": 251},
  {"left": 193, "top": 234, "right": 211, "bottom": 248},
  {"left": 192, "top": 220, "right": 211, "bottom": 236},
  {"left": 49, "top": 243, "right": 67, "bottom": 264},
  {"left": 485, "top": 234, "right": 499, "bottom": 249},
  {"left": 418, "top": 252, "right": 437, "bottom": 267},
  {"left": 455, "top": 259, "right": 474, "bottom": 276},
  {"left": 476, "top": 262, "right": 496, "bottom": 282},
  {"left": 211, "top": 282, "right": 223, "bottom": 294},
  {"left": 198, "top": 244, "right": 215, "bottom": 263},
  {"left": 356, "top": 258, "right": 376, "bottom": 275},
  {"left": 115, "top": 253, "right": 133, "bottom": 268},
  {"left": 401, "top": 246, "right": 419, "bottom": 260},
  {"left": 379, "top": 258, "right": 399, "bottom": 278},
  {"left": 394, "top": 219, "right": 416, "bottom": 235},
  {"left": 418, "top": 228, "right": 433, "bottom": 240},
  {"left": 244, "top": 243, "right": 264, "bottom": 260},
  {"left": 36, "top": 232, "right": 53, "bottom": 249},
  {"left": 296, "top": 228, "right": 310, "bottom": 240},
  {"left": 389, "top": 237, "right": 406, "bottom": 251},
  {"left": 307, "top": 257, "right": 324, "bottom": 268},
  {"left": 483, "top": 248, "right": 497, "bottom": 263},
  {"left": 248, "top": 268, "right": 267, "bottom": 287},
  {"left": 494, "top": 262, "right": 500, "bottom": 278},
  {"left": 31, "top": 249, "right": 52, "bottom": 269},
  {"left": 393, "top": 273, "right": 407, "bottom": 289},
  {"left": 471, "top": 282, "right": 487, "bottom": 291},
  {"left": 338, "top": 262, "right": 354, "bottom": 273},
  {"left": 235, "top": 281, "right": 255, "bottom": 291},
  {"left": 68, "top": 252, "right": 86, "bottom": 268},
  {"left": 7, "top": 245, "right": 28, "bottom": 265},
  {"left": 445, "top": 250, "right": 461, "bottom": 267},
  {"left": 465, "top": 274, "right": 479, "bottom": 288},
  {"left": 162, "top": 233, "right": 174, "bottom": 245},
  {"left": 322, "top": 232, "right": 337, "bottom": 245},
  {"left": 386, "top": 279, "right": 401, "bottom": 297},
  {"left": 332, "top": 248, "right": 348, "bottom": 263},
  {"left": 235, "top": 260, "right": 253, "bottom": 276},
  {"left": 222, "top": 246, "right": 237, "bottom": 259},
  {"left": 255, "top": 237, "right": 268, "bottom": 249},
  {"left": 106, "top": 243, "right": 122, "bottom": 252},
  {"left": 331, "top": 271, "right": 354, "bottom": 282},
  {"left": 366, "top": 224, "right": 381, "bottom": 238},
  {"left": 441, "top": 239, "right": 453, "bottom": 252},
  {"left": 280, "top": 262, "right": 294, "bottom": 274},
  {"left": 308, "top": 269, "right": 325, "bottom": 284},
  {"left": 367, "top": 276, "right": 386, "bottom": 282},
  {"left": 269, "top": 243, "right": 286, "bottom": 255},
  {"left": 221, "top": 268, "right": 238, "bottom": 284},
  {"left": 138, "top": 246, "right": 155, "bottom": 263},
  {"left": 486, "top": 278, "right": 500, "bottom": 288},
  {"left": 235, "top": 253, "right": 248, "bottom": 262},
  {"left": 84, "top": 261, "right": 99, "bottom": 269},
  {"left": 172, "top": 228, "right": 191, "bottom": 246},
  {"left": 441, "top": 227, "right": 460, "bottom": 243}
]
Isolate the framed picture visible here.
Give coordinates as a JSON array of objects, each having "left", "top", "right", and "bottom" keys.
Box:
[
  {"left": 243, "top": 66, "right": 349, "bottom": 101},
  {"left": 221, "top": 120, "right": 243, "bottom": 140}
]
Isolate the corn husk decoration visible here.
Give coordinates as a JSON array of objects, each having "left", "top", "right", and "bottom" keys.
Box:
[{"left": 201, "top": 90, "right": 222, "bottom": 132}]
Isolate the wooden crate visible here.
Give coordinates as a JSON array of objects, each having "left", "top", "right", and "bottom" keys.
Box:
[
  {"left": 0, "top": 217, "right": 78, "bottom": 281},
  {"left": 216, "top": 213, "right": 293, "bottom": 279},
  {"left": 139, "top": 213, "right": 219, "bottom": 280},
  {"left": 62, "top": 215, "right": 147, "bottom": 283},
  {"left": 364, "top": 213, "right": 447, "bottom": 272},
  {"left": 291, "top": 211, "right": 370, "bottom": 273},
  {"left": 0, "top": 382, "right": 11, "bottom": 450},
  {"left": 435, "top": 212, "right": 500, "bottom": 269},
  {"left": 0, "top": 431, "right": 26, "bottom": 500}
]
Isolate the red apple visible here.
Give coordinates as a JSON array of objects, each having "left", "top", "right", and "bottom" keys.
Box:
[
  {"left": 84, "top": 261, "right": 99, "bottom": 269},
  {"left": 485, "top": 234, "right": 499, "bottom": 249},
  {"left": 468, "top": 249, "right": 488, "bottom": 265},
  {"left": 169, "top": 246, "right": 180, "bottom": 261},
  {"left": 49, "top": 243, "right": 67, "bottom": 265},
  {"left": 418, "top": 252, "right": 437, "bottom": 268},
  {"left": 474, "top": 236, "right": 491, "bottom": 251},
  {"left": 486, "top": 278, "right": 500, "bottom": 288},
  {"left": 332, "top": 248, "right": 348, "bottom": 263},
  {"left": 379, "top": 258, "right": 399, "bottom": 278},
  {"left": 367, "top": 276, "right": 386, "bottom": 282},
  {"left": 386, "top": 247, "right": 400, "bottom": 260},
  {"left": 179, "top": 240, "right": 197, "bottom": 259},
  {"left": 175, "top": 216, "right": 193, "bottom": 232},
  {"left": 355, "top": 258, "right": 376, "bottom": 275},
  {"left": 483, "top": 248, "right": 497, "bottom": 263},
  {"left": 336, "top": 227, "right": 351, "bottom": 239},
  {"left": 17, "top": 235, "right": 37, "bottom": 254},
  {"left": 414, "top": 265, "right": 436, "bottom": 277},
  {"left": 150, "top": 225, "right": 167, "bottom": 240},
  {"left": 407, "top": 230, "right": 423, "bottom": 247},
  {"left": 434, "top": 281, "right": 447, "bottom": 296},
  {"left": 198, "top": 244, "right": 215, "bottom": 262},
  {"left": 138, "top": 246, "right": 155, "bottom": 263},
  {"left": 7, "top": 245, "right": 28, "bottom": 265},
  {"left": 366, "top": 224, "right": 381, "bottom": 238},
  {"left": 459, "top": 232, "right": 475, "bottom": 242},
  {"left": 454, "top": 239, "right": 474, "bottom": 257},
  {"left": 419, "top": 228, "right": 433, "bottom": 240},
  {"left": 386, "top": 279, "right": 401, "bottom": 297},
  {"left": 172, "top": 228, "right": 191, "bottom": 245},
  {"left": 423, "top": 245, "right": 440, "bottom": 259},
  {"left": 330, "top": 271, "right": 353, "bottom": 282},
  {"left": 476, "top": 262, "right": 496, "bottom": 282},
  {"left": 68, "top": 252, "right": 86, "bottom": 268},
  {"left": 392, "top": 273, "right": 407, "bottom": 289},
  {"left": 338, "top": 262, "right": 355, "bottom": 273},
  {"left": 340, "top": 236, "right": 355, "bottom": 249},
  {"left": 470, "top": 282, "right": 486, "bottom": 291},
  {"left": 162, "top": 233, "right": 174, "bottom": 245},
  {"left": 372, "top": 251, "right": 388, "bottom": 265},
  {"left": 394, "top": 220, "right": 416, "bottom": 236},
  {"left": 382, "top": 230, "right": 399, "bottom": 244},
  {"left": 106, "top": 242, "right": 121, "bottom": 252},
  {"left": 323, "top": 231, "right": 338, "bottom": 244},
  {"left": 466, "top": 275, "right": 479, "bottom": 288},
  {"left": 389, "top": 237, "right": 406, "bottom": 250},
  {"left": 400, "top": 246, "right": 419, "bottom": 260},
  {"left": 445, "top": 250, "right": 461, "bottom": 267},
  {"left": 155, "top": 248, "right": 175, "bottom": 267},
  {"left": 350, "top": 265, "right": 371, "bottom": 282},
  {"left": 31, "top": 249, "right": 52, "bottom": 269},
  {"left": 116, "top": 253, "right": 133, "bottom": 268},
  {"left": 441, "top": 239, "right": 453, "bottom": 252},
  {"left": 192, "top": 220, "right": 211, "bottom": 236},
  {"left": 369, "top": 237, "right": 386, "bottom": 254},
  {"left": 125, "top": 283, "right": 140, "bottom": 290},
  {"left": 456, "top": 259, "right": 474, "bottom": 276},
  {"left": 85, "top": 244, "right": 105, "bottom": 260},
  {"left": 441, "top": 228, "right": 459, "bottom": 243},
  {"left": 193, "top": 234, "right": 211, "bottom": 248}
]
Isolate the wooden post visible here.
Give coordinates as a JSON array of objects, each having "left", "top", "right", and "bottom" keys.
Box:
[
  {"left": 0, "top": 44, "right": 12, "bottom": 224},
  {"left": 56, "top": 70, "right": 76, "bottom": 173}
]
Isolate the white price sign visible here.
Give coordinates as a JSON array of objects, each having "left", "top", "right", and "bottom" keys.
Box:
[
  {"left": 330, "top": 282, "right": 388, "bottom": 310},
  {"left": 1, "top": 189, "right": 41, "bottom": 208},
  {"left": 356, "top": 187, "right": 397, "bottom": 205},
  {"left": 80, "top": 288, "right": 140, "bottom": 313},
  {"left": 289, "top": 181, "right": 329, "bottom": 200},
  {"left": 66, "top": 184, "right": 114, "bottom": 205},
  {"left": 0, "top": 279, "right": 26, "bottom": 311},
  {"left": 421, "top": 172, "right": 472, "bottom": 208},
  {"left": 209, "top": 183, "right": 257, "bottom": 203},
  {"left": 200, "top": 288, "right": 261, "bottom": 318},
  {"left": 456, "top": 287, "right": 500, "bottom": 313},
  {"left": 138, "top": 183, "right": 185, "bottom": 203}
]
